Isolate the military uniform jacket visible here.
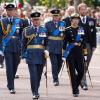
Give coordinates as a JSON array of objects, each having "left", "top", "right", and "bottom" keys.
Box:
[
  {"left": 0, "top": 33, "right": 2, "bottom": 51},
  {"left": 0, "top": 17, "right": 23, "bottom": 52},
  {"left": 63, "top": 16, "right": 71, "bottom": 28},
  {"left": 79, "top": 16, "right": 97, "bottom": 48},
  {"left": 22, "top": 26, "right": 47, "bottom": 64},
  {"left": 45, "top": 20, "right": 65, "bottom": 54},
  {"left": 0, "top": 16, "right": 3, "bottom": 51},
  {"left": 22, "top": 18, "right": 32, "bottom": 28},
  {"left": 63, "top": 26, "right": 87, "bottom": 52}
]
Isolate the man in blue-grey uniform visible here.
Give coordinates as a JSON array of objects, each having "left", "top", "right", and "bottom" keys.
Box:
[
  {"left": 22, "top": 11, "right": 47, "bottom": 99},
  {"left": 45, "top": 9, "right": 66, "bottom": 86},
  {"left": 0, "top": 4, "right": 23, "bottom": 94}
]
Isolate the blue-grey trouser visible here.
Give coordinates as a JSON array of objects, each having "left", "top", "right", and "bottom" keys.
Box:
[
  {"left": 4, "top": 52, "right": 20, "bottom": 90},
  {"left": 28, "top": 64, "right": 44, "bottom": 95}
]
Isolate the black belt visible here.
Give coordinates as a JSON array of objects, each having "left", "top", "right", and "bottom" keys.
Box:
[{"left": 70, "top": 42, "right": 81, "bottom": 46}]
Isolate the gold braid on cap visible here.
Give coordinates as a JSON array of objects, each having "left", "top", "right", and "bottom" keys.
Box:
[{"left": 1, "top": 21, "right": 11, "bottom": 37}]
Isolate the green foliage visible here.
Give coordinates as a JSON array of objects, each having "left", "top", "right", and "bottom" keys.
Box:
[
  {"left": 93, "top": 0, "right": 100, "bottom": 6},
  {"left": 84, "top": 0, "right": 93, "bottom": 6},
  {"left": 27, "top": 0, "right": 37, "bottom": 6},
  {"left": 0, "top": 0, "right": 13, "bottom": 3},
  {"left": 0, "top": 0, "right": 99, "bottom": 8},
  {"left": 19, "top": 0, "right": 24, "bottom": 6},
  {"left": 0, "top": 0, "right": 2, "bottom": 3},
  {"left": 38, "top": 0, "right": 67, "bottom": 8}
]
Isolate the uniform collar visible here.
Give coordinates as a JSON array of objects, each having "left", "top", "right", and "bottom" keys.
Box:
[
  {"left": 32, "top": 26, "right": 40, "bottom": 30},
  {"left": 53, "top": 20, "right": 59, "bottom": 24},
  {"left": 8, "top": 16, "right": 14, "bottom": 22}
]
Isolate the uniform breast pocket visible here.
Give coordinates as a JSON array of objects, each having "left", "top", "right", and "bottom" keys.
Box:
[
  {"left": 39, "top": 33, "right": 46, "bottom": 37},
  {"left": 89, "top": 21, "right": 94, "bottom": 27}
]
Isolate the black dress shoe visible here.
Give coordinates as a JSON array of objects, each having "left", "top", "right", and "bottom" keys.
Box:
[
  {"left": 33, "top": 94, "right": 39, "bottom": 99},
  {"left": 0, "top": 64, "right": 4, "bottom": 68},
  {"left": 15, "top": 75, "right": 19, "bottom": 79},
  {"left": 54, "top": 81, "right": 59, "bottom": 86},
  {"left": 10, "top": 89, "right": 16, "bottom": 94},
  {"left": 73, "top": 93, "right": 78, "bottom": 97},
  {"left": 82, "top": 85, "right": 88, "bottom": 90},
  {"left": 77, "top": 89, "right": 79, "bottom": 94}
]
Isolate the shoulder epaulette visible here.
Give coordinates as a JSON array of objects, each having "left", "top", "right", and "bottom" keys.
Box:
[
  {"left": 60, "top": 20, "right": 65, "bottom": 23},
  {"left": 40, "top": 25, "right": 45, "bottom": 28},
  {"left": 24, "top": 26, "right": 30, "bottom": 30}
]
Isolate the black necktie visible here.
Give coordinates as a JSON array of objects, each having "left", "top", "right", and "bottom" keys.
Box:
[
  {"left": 10, "top": 18, "right": 12, "bottom": 23},
  {"left": 29, "top": 21, "right": 32, "bottom": 26},
  {"left": 82, "top": 17, "right": 85, "bottom": 23},
  {"left": 34, "top": 27, "right": 37, "bottom": 33},
  {"left": 54, "top": 22, "right": 58, "bottom": 28},
  {"left": 8, "top": 18, "right": 13, "bottom": 23}
]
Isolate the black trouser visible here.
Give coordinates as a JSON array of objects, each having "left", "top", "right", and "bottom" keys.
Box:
[
  {"left": 4, "top": 52, "right": 20, "bottom": 90},
  {"left": 28, "top": 64, "right": 44, "bottom": 95},
  {"left": 67, "top": 47, "right": 84, "bottom": 94},
  {"left": 49, "top": 53, "right": 62, "bottom": 82},
  {"left": 81, "top": 43, "right": 93, "bottom": 86},
  {"left": 0, "top": 55, "right": 4, "bottom": 66}
]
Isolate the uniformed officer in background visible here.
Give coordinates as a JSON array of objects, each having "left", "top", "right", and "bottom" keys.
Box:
[
  {"left": 22, "top": 11, "right": 47, "bottom": 99},
  {"left": 22, "top": 8, "right": 32, "bottom": 28},
  {"left": 0, "top": 4, "right": 23, "bottom": 94},
  {"left": 0, "top": 5, "right": 4, "bottom": 68},
  {"left": 63, "top": 13, "right": 86, "bottom": 97},
  {"left": 45, "top": 8, "right": 66, "bottom": 86},
  {"left": 78, "top": 3, "right": 97, "bottom": 90}
]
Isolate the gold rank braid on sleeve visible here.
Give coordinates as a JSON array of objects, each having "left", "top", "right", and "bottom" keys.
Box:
[
  {"left": 0, "top": 21, "right": 11, "bottom": 37},
  {"left": 24, "top": 28, "right": 36, "bottom": 46},
  {"left": 24, "top": 28, "right": 36, "bottom": 39}
]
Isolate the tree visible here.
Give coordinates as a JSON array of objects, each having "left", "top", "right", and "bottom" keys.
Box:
[
  {"left": 93, "top": 0, "right": 100, "bottom": 7},
  {"left": 38, "top": 0, "right": 67, "bottom": 8},
  {"left": 27, "top": 0, "right": 37, "bottom": 6},
  {"left": 0, "top": 0, "right": 97, "bottom": 8},
  {"left": 0, "top": 0, "right": 13, "bottom": 3}
]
